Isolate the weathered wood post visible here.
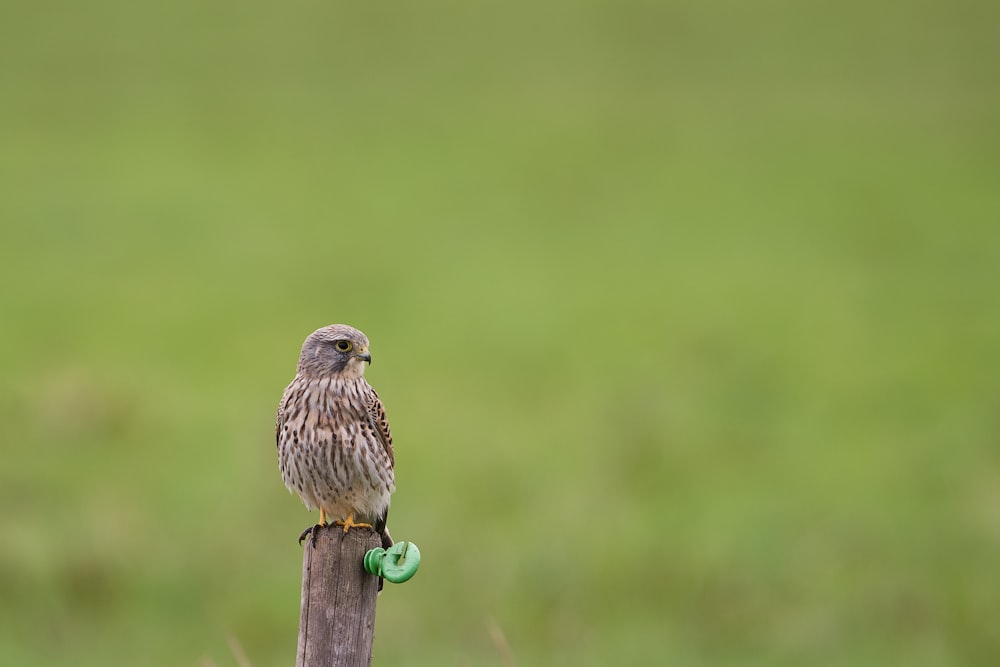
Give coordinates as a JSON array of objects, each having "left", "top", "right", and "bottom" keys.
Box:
[{"left": 296, "top": 526, "right": 382, "bottom": 667}]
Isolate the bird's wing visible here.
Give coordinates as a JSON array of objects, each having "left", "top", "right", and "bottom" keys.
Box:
[
  {"left": 275, "top": 381, "right": 294, "bottom": 448},
  {"left": 365, "top": 386, "right": 395, "bottom": 468}
]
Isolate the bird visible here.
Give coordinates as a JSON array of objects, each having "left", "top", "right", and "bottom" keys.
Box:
[{"left": 276, "top": 324, "right": 395, "bottom": 550}]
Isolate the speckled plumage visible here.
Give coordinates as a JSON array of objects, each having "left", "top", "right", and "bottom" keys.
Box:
[{"left": 276, "top": 325, "right": 395, "bottom": 541}]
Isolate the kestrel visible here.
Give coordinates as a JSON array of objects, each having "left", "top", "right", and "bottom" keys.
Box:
[{"left": 276, "top": 324, "right": 395, "bottom": 548}]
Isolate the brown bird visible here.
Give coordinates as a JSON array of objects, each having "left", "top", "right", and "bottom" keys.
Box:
[{"left": 276, "top": 324, "right": 395, "bottom": 548}]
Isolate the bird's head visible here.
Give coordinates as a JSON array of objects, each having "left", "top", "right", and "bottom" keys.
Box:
[{"left": 297, "top": 324, "right": 372, "bottom": 379}]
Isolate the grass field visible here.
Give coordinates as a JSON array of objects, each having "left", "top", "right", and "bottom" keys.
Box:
[{"left": 1, "top": 1, "right": 998, "bottom": 665}]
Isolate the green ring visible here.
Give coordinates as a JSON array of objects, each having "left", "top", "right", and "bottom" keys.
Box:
[{"left": 363, "top": 542, "right": 421, "bottom": 583}]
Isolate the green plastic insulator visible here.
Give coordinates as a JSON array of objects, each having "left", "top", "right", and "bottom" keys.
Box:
[
  {"left": 363, "top": 541, "right": 420, "bottom": 584},
  {"left": 363, "top": 548, "right": 386, "bottom": 576}
]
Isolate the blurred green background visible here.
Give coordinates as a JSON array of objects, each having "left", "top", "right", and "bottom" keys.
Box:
[{"left": 2, "top": 0, "right": 998, "bottom": 665}]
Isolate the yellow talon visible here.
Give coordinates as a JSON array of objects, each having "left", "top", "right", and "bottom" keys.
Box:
[
  {"left": 334, "top": 513, "right": 373, "bottom": 532},
  {"left": 319, "top": 508, "right": 327, "bottom": 526}
]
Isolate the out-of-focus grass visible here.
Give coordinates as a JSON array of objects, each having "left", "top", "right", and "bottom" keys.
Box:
[{"left": 1, "top": 1, "right": 998, "bottom": 665}]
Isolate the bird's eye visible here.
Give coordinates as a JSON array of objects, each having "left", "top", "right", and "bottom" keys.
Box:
[{"left": 334, "top": 340, "right": 353, "bottom": 352}]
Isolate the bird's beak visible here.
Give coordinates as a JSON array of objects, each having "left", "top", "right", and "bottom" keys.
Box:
[{"left": 356, "top": 351, "right": 372, "bottom": 364}]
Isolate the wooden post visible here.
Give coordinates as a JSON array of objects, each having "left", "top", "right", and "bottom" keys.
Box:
[{"left": 296, "top": 526, "right": 382, "bottom": 667}]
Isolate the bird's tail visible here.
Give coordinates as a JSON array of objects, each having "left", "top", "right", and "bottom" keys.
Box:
[
  {"left": 374, "top": 510, "right": 393, "bottom": 593},
  {"left": 376, "top": 509, "right": 393, "bottom": 549}
]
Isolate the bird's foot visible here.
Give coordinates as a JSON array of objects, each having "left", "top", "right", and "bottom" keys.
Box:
[
  {"left": 333, "top": 513, "right": 373, "bottom": 533},
  {"left": 298, "top": 508, "right": 329, "bottom": 547},
  {"left": 298, "top": 522, "right": 325, "bottom": 547}
]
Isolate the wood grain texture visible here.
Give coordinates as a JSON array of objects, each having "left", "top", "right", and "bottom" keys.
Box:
[{"left": 296, "top": 526, "right": 382, "bottom": 667}]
